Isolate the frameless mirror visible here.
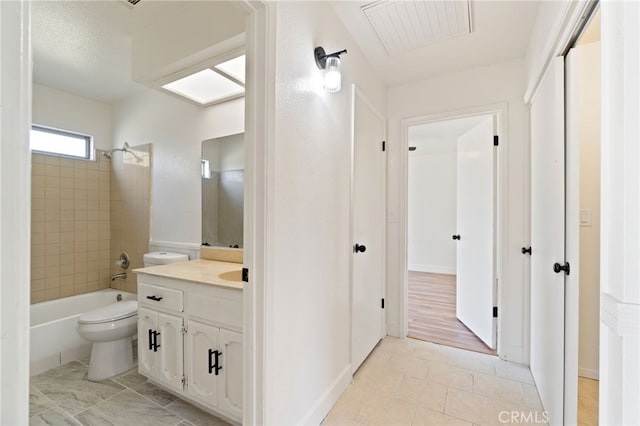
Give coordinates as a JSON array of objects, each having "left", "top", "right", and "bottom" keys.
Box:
[{"left": 201, "top": 133, "right": 244, "bottom": 248}]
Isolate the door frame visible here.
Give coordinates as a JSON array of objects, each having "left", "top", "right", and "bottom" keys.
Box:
[
  {"left": 349, "top": 84, "right": 387, "bottom": 370},
  {"left": 399, "top": 103, "right": 508, "bottom": 356}
]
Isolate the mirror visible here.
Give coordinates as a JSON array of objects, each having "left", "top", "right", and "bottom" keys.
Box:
[{"left": 201, "top": 133, "right": 244, "bottom": 248}]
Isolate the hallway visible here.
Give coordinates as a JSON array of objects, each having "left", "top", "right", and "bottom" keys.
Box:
[
  {"left": 408, "top": 271, "right": 497, "bottom": 356},
  {"left": 323, "top": 337, "right": 544, "bottom": 425}
]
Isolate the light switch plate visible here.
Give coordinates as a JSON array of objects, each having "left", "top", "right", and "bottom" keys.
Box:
[{"left": 580, "top": 209, "right": 592, "bottom": 227}]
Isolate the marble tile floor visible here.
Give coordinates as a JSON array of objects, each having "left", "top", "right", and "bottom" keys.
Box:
[
  {"left": 29, "top": 356, "right": 230, "bottom": 426},
  {"left": 323, "top": 337, "right": 547, "bottom": 426}
]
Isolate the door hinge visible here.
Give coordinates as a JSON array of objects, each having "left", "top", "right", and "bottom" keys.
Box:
[
  {"left": 181, "top": 376, "right": 187, "bottom": 386},
  {"left": 493, "top": 135, "right": 499, "bottom": 146},
  {"left": 493, "top": 306, "right": 498, "bottom": 318},
  {"left": 382, "top": 141, "right": 386, "bottom": 151},
  {"left": 181, "top": 326, "right": 188, "bottom": 335},
  {"left": 381, "top": 298, "right": 385, "bottom": 309},
  {"left": 242, "top": 267, "right": 249, "bottom": 282}
]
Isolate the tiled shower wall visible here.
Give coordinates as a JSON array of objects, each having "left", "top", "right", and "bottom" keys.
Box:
[
  {"left": 31, "top": 153, "right": 111, "bottom": 303},
  {"left": 110, "top": 145, "right": 152, "bottom": 294},
  {"left": 31, "top": 145, "right": 152, "bottom": 303}
]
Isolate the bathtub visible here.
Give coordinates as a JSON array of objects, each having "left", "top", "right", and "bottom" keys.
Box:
[{"left": 30, "top": 289, "right": 136, "bottom": 376}]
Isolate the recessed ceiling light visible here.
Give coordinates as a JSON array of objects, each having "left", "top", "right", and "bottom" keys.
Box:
[
  {"left": 214, "top": 55, "right": 245, "bottom": 84},
  {"left": 162, "top": 69, "right": 244, "bottom": 105}
]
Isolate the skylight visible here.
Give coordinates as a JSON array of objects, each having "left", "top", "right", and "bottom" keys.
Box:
[
  {"left": 162, "top": 68, "right": 244, "bottom": 105},
  {"left": 214, "top": 55, "right": 246, "bottom": 83}
]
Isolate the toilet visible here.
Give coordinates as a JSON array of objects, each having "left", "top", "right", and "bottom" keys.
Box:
[
  {"left": 143, "top": 251, "right": 189, "bottom": 267},
  {"left": 77, "top": 252, "right": 188, "bottom": 381},
  {"left": 77, "top": 300, "right": 138, "bottom": 381}
]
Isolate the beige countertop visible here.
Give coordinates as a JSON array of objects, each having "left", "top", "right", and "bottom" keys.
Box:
[{"left": 133, "top": 259, "right": 243, "bottom": 290}]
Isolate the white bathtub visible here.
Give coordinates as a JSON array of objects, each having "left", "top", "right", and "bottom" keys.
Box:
[{"left": 30, "top": 289, "right": 136, "bottom": 376}]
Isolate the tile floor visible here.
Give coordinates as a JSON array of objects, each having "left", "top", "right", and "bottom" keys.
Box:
[
  {"left": 29, "top": 355, "right": 230, "bottom": 426},
  {"left": 323, "top": 337, "right": 547, "bottom": 426},
  {"left": 577, "top": 376, "right": 599, "bottom": 426}
]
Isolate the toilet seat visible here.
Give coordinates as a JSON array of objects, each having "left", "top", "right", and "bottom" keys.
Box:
[{"left": 78, "top": 301, "right": 138, "bottom": 325}]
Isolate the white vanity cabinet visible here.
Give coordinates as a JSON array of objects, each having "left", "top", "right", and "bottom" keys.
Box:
[{"left": 136, "top": 273, "right": 243, "bottom": 423}]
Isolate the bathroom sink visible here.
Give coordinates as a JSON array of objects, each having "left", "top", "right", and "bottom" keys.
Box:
[{"left": 218, "top": 270, "right": 242, "bottom": 282}]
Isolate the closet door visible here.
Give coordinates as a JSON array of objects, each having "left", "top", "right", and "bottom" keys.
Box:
[{"left": 530, "top": 57, "right": 566, "bottom": 426}]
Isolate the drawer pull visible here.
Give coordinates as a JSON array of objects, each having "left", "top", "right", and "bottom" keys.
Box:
[
  {"left": 146, "top": 295, "right": 163, "bottom": 302},
  {"left": 208, "top": 349, "right": 223, "bottom": 376}
]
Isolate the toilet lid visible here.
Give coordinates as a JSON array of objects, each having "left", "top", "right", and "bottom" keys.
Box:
[{"left": 78, "top": 301, "right": 138, "bottom": 324}]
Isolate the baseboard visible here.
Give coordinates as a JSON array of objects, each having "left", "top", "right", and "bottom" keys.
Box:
[
  {"left": 408, "top": 264, "right": 456, "bottom": 275},
  {"left": 148, "top": 240, "right": 201, "bottom": 260},
  {"left": 579, "top": 367, "right": 599, "bottom": 380},
  {"left": 298, "top": 365, "right": 352, "bottom": 425}
]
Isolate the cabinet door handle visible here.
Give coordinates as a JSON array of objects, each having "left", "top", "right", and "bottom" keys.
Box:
[
  {"left": 208, "top": 349, "right": 223, "bottom": 375},
  {"left": 148, "top": 329, "right": 154, "bottom": 351},
  {"left": 153, "top": 331, "right": 161, "bottom": 352},
  {"left": 146, "top": 295, "right": 163, "bottom": 302}
]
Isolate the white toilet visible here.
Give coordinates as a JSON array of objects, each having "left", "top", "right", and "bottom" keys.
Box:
[{"left": 77, "top": 300, "right": 138, "bottom": 381}]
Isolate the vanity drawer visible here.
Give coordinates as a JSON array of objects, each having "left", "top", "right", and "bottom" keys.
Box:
[{"left": 138, "top": 283, "right": 184, "bottom": 312}]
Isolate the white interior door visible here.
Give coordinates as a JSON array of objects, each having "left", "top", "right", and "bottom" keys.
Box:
[
  {"left": 530, "top": 57, "right": 566, "bottom": 426},
  {"left": 455, "top": 116, "right": 497, "bottom": 349},
  {"left": 351, "top": 86, "right": 385, "bottom": 372}
]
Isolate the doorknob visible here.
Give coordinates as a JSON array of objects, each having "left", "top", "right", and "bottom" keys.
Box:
[
  {"left": 521, "top": 247, "right": 532, "bottom": 255},
  {"left": 354, "top": 243, "right": 367, "bottom": 253},
  {"left": 452, "top": 235, "right": 461, "bottom": 240},
  {"left": 553, "top": 262, "right": 570, "bottom": 275}
]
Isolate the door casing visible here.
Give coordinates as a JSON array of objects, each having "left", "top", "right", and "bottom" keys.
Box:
[{"left": 398, "top": 104, "right": 509, "bottom": 357}]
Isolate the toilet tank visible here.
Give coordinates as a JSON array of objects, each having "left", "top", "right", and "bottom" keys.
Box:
[{"left": 143, "top": 252, "right": 189, "bottom": 267}]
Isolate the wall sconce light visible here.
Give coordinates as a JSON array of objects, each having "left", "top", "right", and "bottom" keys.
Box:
[{"left": 314, "top": 47, "right": 347, "bottom": 93}]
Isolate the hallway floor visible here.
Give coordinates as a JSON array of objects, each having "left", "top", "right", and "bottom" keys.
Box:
[
  {"left": 408, "top": 271, "right": 497, "bottom": 356},
  {"left": 323, "top": 337, "right": 545, "bottom": 426},
  {"left": 578, "top": 376, "right": 599, "bottom": 425}
]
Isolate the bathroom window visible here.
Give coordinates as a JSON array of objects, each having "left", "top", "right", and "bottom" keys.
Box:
[{"left": 30, "top": 125, "right": 93, "bottom": 160}]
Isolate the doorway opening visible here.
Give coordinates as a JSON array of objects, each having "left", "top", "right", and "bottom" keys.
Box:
[
  {"left": 406, "top": 114, "right": 498, "bottom": 356},
  {"left": 569, "top": 7, "right": 601, "bottom": 426}
]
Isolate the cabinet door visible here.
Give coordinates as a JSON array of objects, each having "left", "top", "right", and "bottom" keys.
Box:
[
  {"left": 157, "top": 313, "right": 184, "bottom": 392},
  {"left": 137, "top": 307, "right": 158, "bottom": 379},
  {"left": 186, "top": 320, "right": 219, "bottom": 406},
  {"left": 218, "top": 328, "right": 243, "bottom": 420}
]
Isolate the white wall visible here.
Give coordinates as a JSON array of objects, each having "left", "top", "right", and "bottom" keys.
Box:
[
  {"left": 577, "top": 42, "right": 600, "bottom": 380},
  {"left": 599, "top": 2, "right": 640, "bottom": 424},
  {"left": 32, "top": 83, "right": 113, "bottom": 151},
  {"left": 1, "top": 1, "right": 32, "bottom": 423},
  {"left": 387, "top": 59, "right": 530, "bottom": 363},
  {"left": 112, "top": 88, "right": 244, "bottom": 245},
  {"left": 265, "top": 2, "right": 385, "bottom": 424},
  {"left": 407, "top": 146, "right": 457, "bottom": 274}
]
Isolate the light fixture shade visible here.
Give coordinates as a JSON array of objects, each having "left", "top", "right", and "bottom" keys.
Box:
[{"left": 324, "top": 56, "right": 341, "bottom": 93}]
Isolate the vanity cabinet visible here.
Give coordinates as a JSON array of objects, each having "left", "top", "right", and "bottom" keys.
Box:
[{"left": 137, "top": 275, "right": 243, "bottom": 423}]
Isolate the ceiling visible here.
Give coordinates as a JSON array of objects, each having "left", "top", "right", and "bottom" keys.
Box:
[
  {"left": 32, "top": 1, "right": 142, "bottom": 103},
  {"left": 32, "top": 0, "right": 541, "bottom": 104},
  {"left": 409, "top": 115, "right": 490, "bottom": 154},
  {"left": 331, "top": 0, "right": 540, "bottom": 86}
]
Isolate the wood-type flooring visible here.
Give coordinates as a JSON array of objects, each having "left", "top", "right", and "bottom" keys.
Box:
[{"left": 408, "top": 271, "right": 497, "bottom": 356}]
